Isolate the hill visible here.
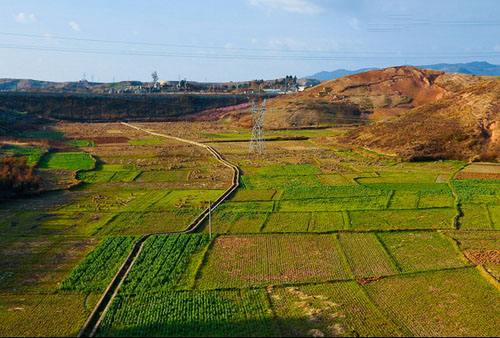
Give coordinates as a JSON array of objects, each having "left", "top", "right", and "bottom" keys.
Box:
[
  {"left": 257, "top": 66, "right": 479, "bottom": 129},
  {"left": 307, "top": 61, "right": 500, "bottom": 81},
  {"left": 239, "top": 66, "right": 498, "bottom": 161},
  {"left": 348, "top": 77, "right": 500, "bottom": 161}
]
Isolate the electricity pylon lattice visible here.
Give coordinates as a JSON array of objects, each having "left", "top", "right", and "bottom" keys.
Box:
[{"left": 249, "top": 98, "right": 266, "bottom": 155}]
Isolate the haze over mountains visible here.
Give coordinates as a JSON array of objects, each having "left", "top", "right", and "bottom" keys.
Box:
[{"left": 307, "top": 62, "right": 500, "bottom": 81}]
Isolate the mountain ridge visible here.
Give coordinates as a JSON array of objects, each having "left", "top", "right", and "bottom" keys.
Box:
[{"left": 306, "top": 61, "right": 500, "bottom": 81}]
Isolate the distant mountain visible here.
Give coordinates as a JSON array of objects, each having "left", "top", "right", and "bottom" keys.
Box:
[
  {"left": 306, "top": 68, "right": 376, "bottom": 81},
  {"left": 307, "top": 61, "right": 500, "bottom": 81}
]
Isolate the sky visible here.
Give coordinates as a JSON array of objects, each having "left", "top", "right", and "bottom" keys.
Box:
[{"left": 0, "top": 0, "right": 499, "bottom": 82}]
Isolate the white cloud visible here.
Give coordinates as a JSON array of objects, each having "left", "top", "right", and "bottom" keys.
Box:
[
  {"left": 494, "top": 45, "right": 500, "bottom": 52},
  {"left": 248, "top": 0, "right": 322, "bottom": 15},
  {"left": 14, "top": 12, "right": 37, "bottom": 23},
  {"left": 68, "top": 21, "right": 81, "bottom": 32}
]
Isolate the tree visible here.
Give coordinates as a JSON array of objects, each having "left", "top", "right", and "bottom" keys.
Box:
[{"left": 151, "top": 71, "right": 159, "bottom": 84}]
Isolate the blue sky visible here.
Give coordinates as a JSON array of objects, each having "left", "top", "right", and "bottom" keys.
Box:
[{"left": 0, "top": 0, "right": 499, "bottom": 82}]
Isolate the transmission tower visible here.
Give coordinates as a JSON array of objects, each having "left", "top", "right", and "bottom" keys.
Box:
[{"left": 249, "top": 98, "right": 266, "bottom": 155}]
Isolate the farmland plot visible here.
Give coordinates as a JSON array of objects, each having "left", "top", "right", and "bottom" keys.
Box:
[
  {"left": 364, "top": 268, "right": 500, "bottom": 337},
  {"left": 61, "top": 236, "right": 136, "bottom": 292},
  {"left": 0, "top": 292, "right": 95, "bottom": 337},
  {"left": 197, "top": 234, "right": 351, "bottom": 288},
  {"left": 338, "top": 233, "right": 398, "bottom": 278},
  {"left": 263, "top": 212, "right": 310, "bottom": 232},
  {"left": 97, "top": 289, "right": 278, "bottom": 337},
  {"left": 269, "top": 282, "right": 404, "bottom": 337},
  {"left": 378, "top": 232, "right": 470, "bottom": 273},
  {"left": 308, "top": 211, "right": 346, "bottom": 232},
  {"left": 206, "top": 211, "right": 267, "bottom": 233},
  {"left": 349, "top": 208, "right": 456, "bottom": 230},
  {"left": 39, "top": 152, "right": 95, "bottom": 171},
  {"left": 460, "top": 204, "right": 493, "bottom": 229},
  {"left": 121, "top": 234, "right": 209, "bottom": 294}
]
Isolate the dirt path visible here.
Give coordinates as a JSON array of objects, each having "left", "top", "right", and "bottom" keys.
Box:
[{"left": 77, "top": 122, "right": 240, "bottom": 337}]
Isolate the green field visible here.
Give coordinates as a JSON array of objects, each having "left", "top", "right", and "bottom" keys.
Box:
[
  {"left": 1, "top": 121, "right": 498, "bottom": 337},
  {"left": 39, "top": 151, "right": 95, "bottom": 170}
]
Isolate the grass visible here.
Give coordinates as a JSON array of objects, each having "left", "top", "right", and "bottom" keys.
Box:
[
  {"left": 364, "top": 268, "right": 500, "bottom": 337},
  {"left": 378, "top": 232, "right": 470, "bottom": 273},
  {"left": 39, "top": 152, "right": 95, "bottom": 171},
  {"left": 197, "top": 234, "right": 351, "bottom": 289}
]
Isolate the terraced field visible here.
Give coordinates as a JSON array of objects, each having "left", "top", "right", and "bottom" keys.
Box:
[{"left": 1, "top": 121, "right": 498, "bottom": 337}]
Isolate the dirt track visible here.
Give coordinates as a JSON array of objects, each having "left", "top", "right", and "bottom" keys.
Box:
[{"left": 77, "top": 122, "right": 240, "bottom": 337}]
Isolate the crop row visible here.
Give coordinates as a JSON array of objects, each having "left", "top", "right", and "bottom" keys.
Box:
[
  {"left": 97, "top": 289, "right": 277, "bottom": 337},
  {"left": 121, "top": 234, "right": 210, "bottom": 294},
  {"left": 61, "top": 236, "right": 136, "bottom": 292}
]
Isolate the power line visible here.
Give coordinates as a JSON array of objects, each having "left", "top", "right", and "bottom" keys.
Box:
[
  {"left": 0, "top": 43, "right": 498, "bottom": 61},
  {"left": 0, "top": 31, "right": 499, "bottom": 59}
]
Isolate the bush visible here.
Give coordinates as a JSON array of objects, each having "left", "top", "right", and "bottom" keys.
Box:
[{"left": 0, "top": 156, "right": 41, "bottom": 197}]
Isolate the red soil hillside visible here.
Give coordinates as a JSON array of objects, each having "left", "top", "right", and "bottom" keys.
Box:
[
  {"left": 256, "top": 66, "right": 486, "bottom": 129},
  {"left": 348, "top": 77, "right": 500, "bottom": 161}
]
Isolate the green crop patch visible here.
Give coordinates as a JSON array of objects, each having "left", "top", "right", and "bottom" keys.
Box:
[
  {"left": 388, "top": 191, "right": 419, "bottom": 209},
  {"left": 231, "top": 189, "right": 276, "bottom": 201},
  {"left": 279, "top": 195, "right": 389, "bottom": 212},
  {"left": 242, "top": 174, "right": 322, "bottom": 189},
  {"left": 281, "top": 185, "right": 385, "bottom": 200},
  {"left": 349, "top": 208, "right": 456, "bottom": 230},
  {"left": 128, "top": 137, "right": 165, "bottom": 145},
  {"left": 0, "top": 292, "right": 94, "bottom": 337},
  {"left": 256, "top": 164, "right": 320, "bottom": 177},
  {"left": 417, "top": 192, "right": 454, "bottom": 208},
  {"left": 489, "top": 205, "right": 500, "bottom": 229},
  {"left": 97, "top": 289, "right": 278, "bottom": 337},
  {"left": 205, "top": 211, "right": 266, "bottom": 233},
  {"left": 197, "top": 234, "right": 351, "bottom": 289},
  {"left": 218, "top": 201, "right": 274, "bottom": 213},
  {"left": 378, "top": 232, "right": 469, "bottom": 273},
  {"left": 270, "top": 282, "right": 403, "bottom": 337},
  {"left": 103, "top": 210, "right": 201, "bottom": 235},
  {"left": 357, "top": 171, "right": 439, "bottom": 184},
  {"left": 308, "top": 211, "right": 346, "bottom": 231},
  {"left": 61, "top": 236, "right": 135, "bottom": 292},
  {"left": 39, "top": 152, "right": 95, "bottom": 170},
  {"left": 67, "top": 139, "right": 95, "bottom": 147},
  {"left": 121, "top": 234, "right": 209, "bottom": 294},
  {"left": 452, "top": 179, "right": 500, "bottom": 204},
  {"left": 364, "top": 268, "right": 500, "bottom": 337},
  {"left": 263, "top": 212, "right": 310, "bottom": 232},
  {"left": 338, "top": 233, "right": 398, "bottom": 278},
  {"left": 460, "top": 204, "right": 493, "bottom": 230}
]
